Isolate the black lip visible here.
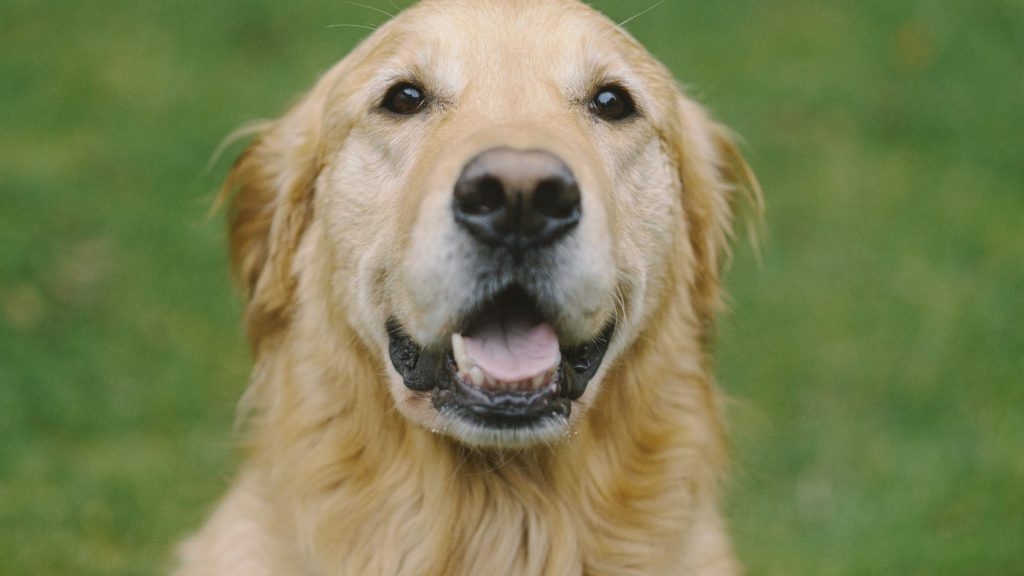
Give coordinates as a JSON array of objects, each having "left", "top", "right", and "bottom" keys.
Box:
[
  {"left": 432, "top": 353, "right": 571, "bottom": 426},
  {"left": 386, "top": 318, "right": 615, "bottom": 427}
]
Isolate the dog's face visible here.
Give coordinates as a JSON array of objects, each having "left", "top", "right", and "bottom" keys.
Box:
[{"left": 228, "top": 0, "right": 751, "bottom": 449}]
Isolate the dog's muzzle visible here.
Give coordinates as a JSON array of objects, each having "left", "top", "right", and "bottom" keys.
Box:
[{"left": 387, "top": 147, "right": 613, "bottom": 433}]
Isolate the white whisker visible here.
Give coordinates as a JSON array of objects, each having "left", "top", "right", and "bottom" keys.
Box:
[
  {"left": 343, "top": 1, "right": 394, "bottom": 19},
  {"left": 613, "top": 285, "right": 628, "bottom": 324},
  {"left": 326, "top": 23, "right": 379, "bottom": 32},
  {"left": 617, "top": 0, "right": 666, "bottom": 29}
]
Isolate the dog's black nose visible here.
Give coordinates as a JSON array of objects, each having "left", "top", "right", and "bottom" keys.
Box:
[{"left": 453, "top": 148, "right": 581, "bottom": 252}]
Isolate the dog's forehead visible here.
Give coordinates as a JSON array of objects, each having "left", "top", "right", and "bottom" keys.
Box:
[
  {"left": 378, "top": 0, "right": 656, "bottom": 95},
  {"left": 396, "top": 0, "right": 613, "bottom": 40}
]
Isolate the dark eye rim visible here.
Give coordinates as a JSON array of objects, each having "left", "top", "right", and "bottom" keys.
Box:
[
  {"left": 380, "top": 81, "right": 429, "bottom": 115},
  {"left": 588, "top": 84, "right": 638, "bottom": 122}
]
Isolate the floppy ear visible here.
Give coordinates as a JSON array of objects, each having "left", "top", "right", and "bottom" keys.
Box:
[
  {"left": 220, "top": 88, "right": 331, "bottom": 352},
  {"left": 218, "top": 35, "right": 388, "bottom": 352},
  {"left": 666, "top": 96, "right": 762, "bottom": 339}
]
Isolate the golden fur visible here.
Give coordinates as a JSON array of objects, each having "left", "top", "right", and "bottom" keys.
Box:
[{"left": 176, "top": 0, "right": 760, "bottom": 574}]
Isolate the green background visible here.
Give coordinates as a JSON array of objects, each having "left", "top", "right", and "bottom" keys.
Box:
[{"left": 2, "top": 0, "right": 1021, "bottom": 574}]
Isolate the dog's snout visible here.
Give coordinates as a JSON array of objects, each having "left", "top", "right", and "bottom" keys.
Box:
[{"left": 453, "top": 148, "right": 581, "bottom": 252}]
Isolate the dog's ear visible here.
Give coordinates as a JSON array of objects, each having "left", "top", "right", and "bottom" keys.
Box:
[
  {"left": 666, "top": 96, "right": 762, "bottom": 338},
  {"left": 220, "top": 86, "right": 334, "bottom": 352},
  {"left": 218, "top": 37, "right": 382, "bottom": 352}
]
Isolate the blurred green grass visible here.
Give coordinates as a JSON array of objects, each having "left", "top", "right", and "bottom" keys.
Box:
[{"left": 1, "top": 0, "right": 1021, "bottom": 574}]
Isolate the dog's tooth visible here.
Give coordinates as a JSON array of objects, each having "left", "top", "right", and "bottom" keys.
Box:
[
  {"left": 469, "top": 367, "right": 485, "bottom": 387},
  {"left": 531, "top": 374, "right": 545, "bottom": 389},
  {"left": 451, "top": 333, "right": 471, "bottom": 372}
]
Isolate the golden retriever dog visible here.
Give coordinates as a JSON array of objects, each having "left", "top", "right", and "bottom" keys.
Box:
[{"left": 176, "top": 0, "right": 760, "bottom": 574}]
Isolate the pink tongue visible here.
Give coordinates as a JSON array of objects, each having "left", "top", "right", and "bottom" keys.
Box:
[{"left": 463, "top": 320, "right": 560, "bottom": 382}]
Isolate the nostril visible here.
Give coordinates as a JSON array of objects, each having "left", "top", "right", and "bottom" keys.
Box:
[
  {"left": 456, "top": 176, "right": 505, "bottom": 216},
  {"left": 532, "top": 177, "right": 580, "bottom": 220},
  {"left": 475, "top": 177, "right": 505, "bottom": 214}
]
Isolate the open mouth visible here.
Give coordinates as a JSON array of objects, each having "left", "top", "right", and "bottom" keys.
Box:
[{"left": 387, "top": 286, "right": 615, "bottom": 433}]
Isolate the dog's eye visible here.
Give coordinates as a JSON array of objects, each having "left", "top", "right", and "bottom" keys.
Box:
[
  {"left": 590, "top": 85, "right": 636, "bottom": 122},
  {"left": 382, "top": 82, "right": 428, "bottom": 115}
]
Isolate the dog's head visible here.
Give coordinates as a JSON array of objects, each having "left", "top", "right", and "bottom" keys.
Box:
[{"left": 223, "top": 0, "right": 758, "bottom": 448}]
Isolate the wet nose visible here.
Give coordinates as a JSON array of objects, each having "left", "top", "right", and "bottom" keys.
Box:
[{"left": 452, "top": 147, "right": 581, "bottom": 253}]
